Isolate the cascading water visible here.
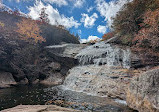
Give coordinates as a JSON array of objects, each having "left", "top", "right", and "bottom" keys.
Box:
[
  {"left": 62, "top": 41, "right": 132, "bottom": 97},
  {"left": 75, "top": 41, "right": 131, "bottom": 69}
]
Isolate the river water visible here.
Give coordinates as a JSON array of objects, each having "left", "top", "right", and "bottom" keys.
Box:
[
  {"left": 0, "top": 42, "right": 137, "bottom": 111},
  {"left": 0, "top": 84, "right": 137, "bottom": 112}
]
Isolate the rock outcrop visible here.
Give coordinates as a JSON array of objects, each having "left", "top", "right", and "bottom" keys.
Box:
[
  {"left": 0, "top": 34, "right": 82, "bottom": 87},
  {"left": 126, "top": 68, "right": 159, "bottom": 112},
  {"left": 1, "top": 105, "right": 80, "bottom": 112}
]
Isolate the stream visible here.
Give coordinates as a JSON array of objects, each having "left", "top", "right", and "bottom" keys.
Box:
[
  {"left": 0, "top": 84, "right": 136, "bottom": 112},
  {"left": 0, "top": 42, "right": 137, "bottom": 112}
]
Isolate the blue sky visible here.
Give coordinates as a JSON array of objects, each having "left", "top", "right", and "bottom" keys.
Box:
[{"left": 1, "top": 0, "right": 132, "bottom": 43}]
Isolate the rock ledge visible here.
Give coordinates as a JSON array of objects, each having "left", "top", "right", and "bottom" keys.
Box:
[{"left": 1, "top": 105, "right": 80, "bottom": 112}]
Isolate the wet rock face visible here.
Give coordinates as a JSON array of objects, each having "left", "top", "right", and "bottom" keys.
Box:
[
  {"left": 75, "top": 41, "right": 131, "bottom": 69},
  {"left": 0, "top": 72, "right": 17, "bottom": 88},
  {"left": 63, "top": 65, "right": 139, "bottom": 99},
  {"left": 46, "top": 44, "right": 86, "bottom": 58},
  {"left": 40, "top": 73, "right": 64, "bottom": 85},
  {"left": 126, "top": 68, "right": 159, "bottom": 112}
]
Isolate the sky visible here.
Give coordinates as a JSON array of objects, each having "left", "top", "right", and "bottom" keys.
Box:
[{"left": 0, "top": 0, "right": 132, "bottom": 43}]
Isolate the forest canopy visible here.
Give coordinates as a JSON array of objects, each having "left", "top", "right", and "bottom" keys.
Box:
[{"left": 109, "top": 0, "right": 159, "bottom": 51}]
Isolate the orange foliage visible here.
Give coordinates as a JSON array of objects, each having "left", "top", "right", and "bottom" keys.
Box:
[
  {"left": 16, "top": 18, "right": 45, "bottom": 43},
  {"left": 89, "top": 38, "right": 100, "bottom": 44},
  {"left": 102, "top": 32, "right": 114, "bottom": 41},
  {"left": 133, "top": 8, "right": 159, "bottom": 49}
]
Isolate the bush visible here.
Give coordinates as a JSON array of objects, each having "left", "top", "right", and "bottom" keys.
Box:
[{"left": 102, "top": 32, "right": 114, "bottom": 41}]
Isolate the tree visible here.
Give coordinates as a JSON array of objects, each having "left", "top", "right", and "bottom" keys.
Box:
[
  {"left": 112, "top": 0, "right": 159, "bottom": 45},
  {"left": 75, "top": 33, "right": 80, "bottom": 40},
  {"left": 39, "top": 8, "right": 49, "bottom": 24},
  {"left": 102, "top": 32, "right": 114, "bottom": 41},
  {"left": 133, "top": 8, "right": 159, "bottom": 50},
  {"left": 16, "top": 18, "right": 45, "bottom": 43}
]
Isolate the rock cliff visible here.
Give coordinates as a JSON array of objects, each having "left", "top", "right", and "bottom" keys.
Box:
[
  {"left": 0, "top": 35, "right": 84, "bottom": 88},
  {"left": 126, "top": 68, "right": 159, "bottom": 112}
]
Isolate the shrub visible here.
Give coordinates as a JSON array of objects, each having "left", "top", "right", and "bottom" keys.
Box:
[{"left": 102, "top": 32, "right": 114, "bottom": 41}]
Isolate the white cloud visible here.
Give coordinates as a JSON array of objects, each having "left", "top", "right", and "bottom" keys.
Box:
[
  {"left": 80, "top": 35, "right": 100, "bottom": 43},
  {"left": 68, "top": 0, "right": 85, "bottom": 8},
  {"left": 8, "top": 0, "right": 67, "bottom": 7},
  {"left": 88, "top": 35, "right": 100, "bottom": 41},
  {"left": 44, "top": 0, "right": 68, "bottom": 7},
  {"left": 97, "top": 25, "right": 107, "bottom": 34},
  {"left": 87, "top": 6, "right": 94, "bottom": 13},
  {"left": 81, "top": 13, "right": 98, "bottom": 28},
  {"left": 0, "top": 0, "right": 3, "bottom": 8},
  {"left": 12, "top": 0, "right": 31, "bottom": 3},
  {"left": 28, "top": 1, "right": 80, "bottom": 28},
  {"left": 74, "top": 0, "right": 85, "bottom": 8},
  {"left": 95, "top": 0, "right": 132, "bottom": 28}
]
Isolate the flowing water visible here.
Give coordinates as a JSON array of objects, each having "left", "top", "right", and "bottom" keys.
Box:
[
  {"left": 0, "top": 43, "right": 135, "bottom": 111},
  {"left": 76, "top": 41, "right": 131, "bottom": 68},
  {"left": 0, "top": 85, "right": 135, "bottom": 112},
  {"left": 63, "top": 42, "right": 132, "bottom": 96},
  {"left": 0, "top": 85, "right": 137, "bottom": 112}
]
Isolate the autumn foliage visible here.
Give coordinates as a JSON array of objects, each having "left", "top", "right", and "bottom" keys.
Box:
[
  {"left": 0, "top": 9, "right": 79, "bottom": 45},
  {"left": 16, "top": 18, "right": 45, "bottom": 43},
  {"left": 102, "top": 32, "right": 114, "bottom": 41},
  {"left": 133, "top": 9, "right": 159, "bottom": 50},
  {"left": 112, "top": 0, "right": 159, "bottom": 50}
]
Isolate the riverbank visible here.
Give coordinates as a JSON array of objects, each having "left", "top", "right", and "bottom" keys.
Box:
[
  {"left": 0, "top": 84, "right": 136, "bottom": 112},
  {"left": 1, "top": 105, "right": 80, "bottom": 112}
]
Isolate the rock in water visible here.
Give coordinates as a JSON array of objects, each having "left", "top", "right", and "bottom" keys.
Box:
[
  {"left": 126, "top": 68, "right": 159, "bottom": 112},
  {"left": 75, "top": 41, "right": 131, "bottom": 69},
  {"left": 0, "top": 72, "right": 17, "bottom": 88}
]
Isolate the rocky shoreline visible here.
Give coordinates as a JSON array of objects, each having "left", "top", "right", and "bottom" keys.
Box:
[{"left": 1, "top": 105, "right": 80, "bottom": 112}]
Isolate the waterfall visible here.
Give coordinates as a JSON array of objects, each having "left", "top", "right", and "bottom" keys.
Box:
[
  {"left": 62, "top": 42, "right": 132, "bottom": 96},
  {"left": 75, "top": 42, "right": 131, "bottom": 68}
]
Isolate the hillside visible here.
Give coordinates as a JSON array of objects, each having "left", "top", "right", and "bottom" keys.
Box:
[
  {"left": 0, "top": 10, "right": 80, "bottom": 88},
  {"left": 0, "top": 11, "right": 80, "bottom": 45},
  {"left": 102, "top": 0, "right": 159, "bottom": 67},
  {"left": 112, "top": 0, "right": 159, "bottom": 50}
]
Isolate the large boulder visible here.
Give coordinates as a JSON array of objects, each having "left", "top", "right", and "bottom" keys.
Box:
[{"left": 126, "top": 68, "right": 159, "bottom": 112}]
